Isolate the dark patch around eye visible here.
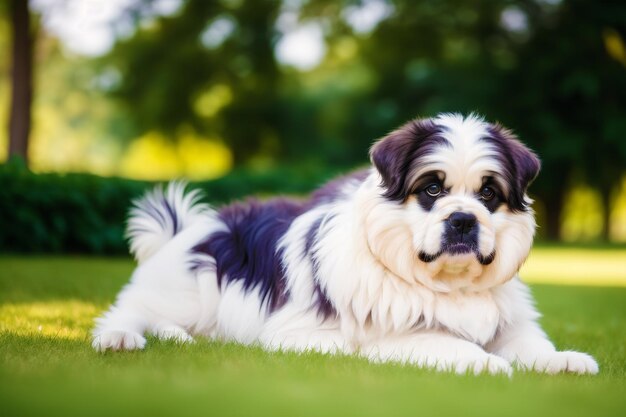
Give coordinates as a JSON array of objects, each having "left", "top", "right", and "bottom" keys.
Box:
[
  {"left": 415, "top": 172, "right": 446, "bottom": 211},
  {"left": 479, "top": 177, "right": 504, "bottom": 213},
  {"left": 370, "top": 119, "right": 450, "bottom": 203},
  {"left": 482, "top": 125, "right": 541, "bottom": 212}
]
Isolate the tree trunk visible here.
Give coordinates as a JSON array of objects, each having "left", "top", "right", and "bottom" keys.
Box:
[
  {"left": 8, "top": 0, "right": 33, "bottom": 165},
  {"left": 542, "top": 191, "right": 565, "bottom": 241},
  {"left": 599, "top": 185, "right": 613, "bottom": 242}
]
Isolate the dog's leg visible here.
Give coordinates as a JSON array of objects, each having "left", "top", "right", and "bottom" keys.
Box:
[
  {"left": 92, "top": 266, "right": 200, "bottom": 352},
  {"left": 487, "top": 322, "right": 598, "bottom": 375},
  {"left": 259, "top": 308, "right": 352, "bottom": 355},
  {"left": 263, "top": 327, "right": 350, "bottom": 355},
  {"left": 363, "top": 331, "right": 513, "bottom": 376},
  {"left": 150, "top": 323, "right": 195, "bottom": 343},
  {"left": 486, "top": 279, "right": 599, "bottom": 374},
  {"left": 92, "top": 298, "right": 149, "bottom": 352},
  {"left": 92, "top": 287, "right": 199, "bottom": 351},
  {"left": 92, "top": 277, "right": 205, "bottom": 352}
]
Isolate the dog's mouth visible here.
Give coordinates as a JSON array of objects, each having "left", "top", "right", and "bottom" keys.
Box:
[{"left": 418, "top": 243, "right": 496, "bottom": 266}]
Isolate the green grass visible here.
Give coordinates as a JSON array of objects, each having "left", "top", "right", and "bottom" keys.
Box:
[{"left": 1, "top": 253, "right": 626, "bottom": 417}]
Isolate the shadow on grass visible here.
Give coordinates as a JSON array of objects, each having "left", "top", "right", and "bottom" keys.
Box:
[{"left": 0, "top": 256, "right": 134, "bottom": 304}]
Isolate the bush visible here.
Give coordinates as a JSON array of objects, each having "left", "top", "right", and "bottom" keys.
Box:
[{"left": 0, "top": 159, "right": 343, "bottom": 254}]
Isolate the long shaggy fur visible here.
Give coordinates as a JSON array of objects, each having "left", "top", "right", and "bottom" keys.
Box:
[
  {"left": 93, "top": 113, "right": 598, "bottom": 376},
  {"left": 126, "top": 181, "right": 210, "bottom": 263}
]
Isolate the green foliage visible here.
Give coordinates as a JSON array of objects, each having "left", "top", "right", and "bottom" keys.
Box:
[
  {"left": 4, "top": 0, "right": 624, "bottom": 244},
  {"left": 0, "top": 158, "right": 146, "bottom": 254},
  {"left": 107, "top": 0, "right": 283, "bottom": 163},
  {"left": 0, "top": 159, "right": 342, "bottom": 254},
  {"left": 99, "top": 0, "right": 626, "bottom": 239},
  {"left": 1, "top": 256, "right": 626, "bottom": 417}
]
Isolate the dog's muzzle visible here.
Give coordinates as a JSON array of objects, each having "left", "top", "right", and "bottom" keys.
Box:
[{"left": 418, "top": 211, "right": 496, "bottom": 265}]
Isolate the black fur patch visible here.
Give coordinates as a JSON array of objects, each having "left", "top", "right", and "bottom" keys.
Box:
[{"left": 370, "top": 120, "right": 450, "bottom": 202}]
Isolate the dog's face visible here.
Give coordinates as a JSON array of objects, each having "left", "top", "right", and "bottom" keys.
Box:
[{"left": 365, "top": 114, "right": 539, "bottom": 292}]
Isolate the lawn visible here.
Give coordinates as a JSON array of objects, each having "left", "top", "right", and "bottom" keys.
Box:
[{"left": 1, "top": 249, "right": 625, "bottom": 417}]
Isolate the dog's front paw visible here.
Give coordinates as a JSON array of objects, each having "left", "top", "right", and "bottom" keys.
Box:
[
  {"left": 522, "top": 351, "right": 599, "bottom": 375},
  {"left": 156, "top": 326, "right": 194, "bottom": 343},
  {"left": 449, "top": 354, "right": 513, "bottom": 376},
  {"left": 263, "top": 333, "right": 349, "bottom": 355},
  {"left": 92, "top": 330, "right": 146, "bottom": 352},
  {"left": 366, "top": 343, "right": 512, "bottom": 376}
]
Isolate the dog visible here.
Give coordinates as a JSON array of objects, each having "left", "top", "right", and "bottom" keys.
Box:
[{"left": 93, "top": 113, "right": 598, "bottom": 376}]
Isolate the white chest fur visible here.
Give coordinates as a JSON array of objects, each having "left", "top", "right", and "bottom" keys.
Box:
[
  {"left": 430, "top": 289, "right": 501, "bottom": 345},
  {"left": 296, "top": 181, "right": 506, "bottom": 348},
  {"left": 338, "top": 270, "right": 502, "bottom": 346}
]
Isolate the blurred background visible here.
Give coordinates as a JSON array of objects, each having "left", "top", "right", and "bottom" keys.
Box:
[
  {"left": 1, "top": 4, "right": 625, "bottom": 414},
  {"left": 1, "top": 0, "right": 626, "bottom": 254}
]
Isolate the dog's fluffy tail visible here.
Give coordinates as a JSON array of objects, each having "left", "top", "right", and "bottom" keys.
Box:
[{"left": 126, "top": 181, "right": 211, "bottom": 263}]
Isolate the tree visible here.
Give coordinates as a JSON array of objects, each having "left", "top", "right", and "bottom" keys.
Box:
[
  {"left": 106, "top": 0, "right": 282, "bottom": 165},
  {"left": 493, "top": 0, "right": 626, "bottom": 240},
  {"left": 8, "top": 0, "right": 33, "bottom": 165},
  {"left": 303, "top": 0, "right": 626, "bottom": 240},
  {"left": 100, "top": 0, "right": 625, "bottom": 240}
]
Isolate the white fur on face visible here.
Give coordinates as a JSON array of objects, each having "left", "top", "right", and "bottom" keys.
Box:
[{"left": 364, "top": 113, "right": 535, "bottom": 292}]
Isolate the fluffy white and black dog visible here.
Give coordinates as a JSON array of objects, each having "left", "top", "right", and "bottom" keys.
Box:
[{"left": 93, "top": 113, "right": 598, "bottom": 376}]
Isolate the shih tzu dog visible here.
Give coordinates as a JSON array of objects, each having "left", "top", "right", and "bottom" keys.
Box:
[{"left": 93, "top": 113, "right": 598, "bottom": 376}]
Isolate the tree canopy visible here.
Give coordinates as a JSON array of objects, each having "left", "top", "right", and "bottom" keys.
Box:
[{"left": 4, "top": 0, "right": 626, "bottom": 240}]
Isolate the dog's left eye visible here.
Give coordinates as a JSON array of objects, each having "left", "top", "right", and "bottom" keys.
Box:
[
  {"left": 480, "top": 186, "right": 496, "bottom": 201},
  {"left": 425, "top": 184, "right": 442, "bottom": 197}
]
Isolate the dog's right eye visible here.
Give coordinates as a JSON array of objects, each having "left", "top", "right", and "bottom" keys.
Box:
[{"left": 425, "top": 184, "right": 442, "bottom": 197}]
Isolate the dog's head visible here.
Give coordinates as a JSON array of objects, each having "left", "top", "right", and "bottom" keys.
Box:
[{"left": 365, "top": 113, "right": 539, "bottom": 291}]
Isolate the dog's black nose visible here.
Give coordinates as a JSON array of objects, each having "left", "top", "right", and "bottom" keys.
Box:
[{"left": 447, "top": 212, "right": 477, "bottom": 234}]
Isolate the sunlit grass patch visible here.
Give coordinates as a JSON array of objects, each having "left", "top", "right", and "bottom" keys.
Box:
[
  {"left": 521, "top": 247, "right": 626, "bottom": 287},
  {"left": 0, "top": 299, "right": 97, "bottom": 340}
]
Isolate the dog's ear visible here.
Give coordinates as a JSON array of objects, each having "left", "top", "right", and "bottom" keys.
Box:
[
  {"left": 510, "top": 135, "right": 541, "bottom": 193},
  {"left": 370, "top": 119, "right": 446, "bottom": 202},
  {"left": 487, "top": 124, "right": 541, "bottom": 211}
]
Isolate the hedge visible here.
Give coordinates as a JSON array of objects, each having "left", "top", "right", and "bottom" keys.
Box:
[{"left": 0, "top": 159, "right": 344, "bottom": 254}]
